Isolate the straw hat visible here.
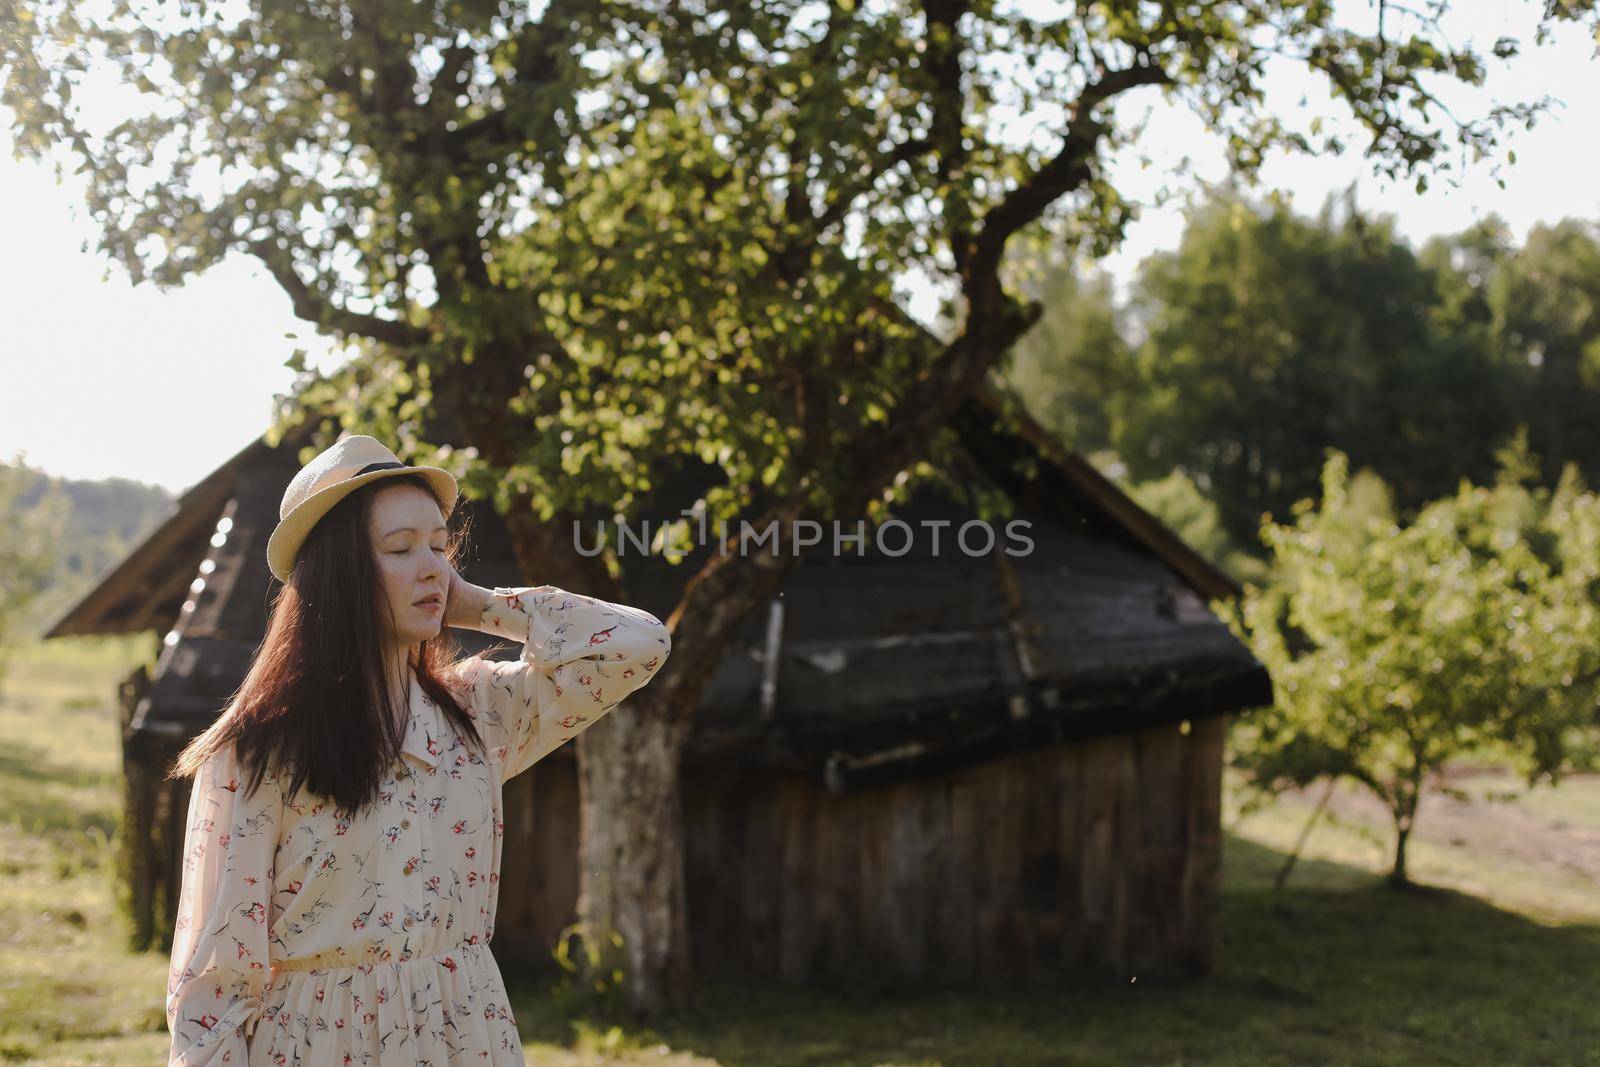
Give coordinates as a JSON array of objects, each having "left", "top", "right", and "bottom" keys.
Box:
[{"left": 266, "top": 434, "right": 459, "bottom": 582}]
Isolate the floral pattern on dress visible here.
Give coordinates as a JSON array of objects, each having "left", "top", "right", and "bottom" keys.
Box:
[{"left": 166, "top": 585, "right": 671, "bottom": 1065}]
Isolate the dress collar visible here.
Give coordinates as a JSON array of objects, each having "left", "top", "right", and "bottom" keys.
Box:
[{"left": 399, "top": 673, "right": 444, "bottom": 768}]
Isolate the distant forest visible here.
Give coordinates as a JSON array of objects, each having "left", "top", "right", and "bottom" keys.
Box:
[
  {"left": 1001, "top": 193, "right": 1600, "bottom": 583},
  {"left": 3, "top": 459, "right": 173, "bottom": 638}
]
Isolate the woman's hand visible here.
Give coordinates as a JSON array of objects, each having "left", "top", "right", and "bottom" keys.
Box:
[{"left": 441, "top": 566, "right": 492, "bottom": 631}]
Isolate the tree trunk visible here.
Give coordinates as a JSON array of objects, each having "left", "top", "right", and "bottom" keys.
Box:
[
  {"left": 1389, "top": 823, "right": 1411, "bottom": 887},
  {"left": 572, "top": 696, "right": 695, "bottom": 1015},
  {"left": 1388, "top": 772, "right": 1421, "bottom": 888}
]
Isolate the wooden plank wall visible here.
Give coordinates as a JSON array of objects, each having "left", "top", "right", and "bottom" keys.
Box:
[
  {"left": 138, "top": 711, "right": 1223, "bottom": 984},
  {"left": 491, "top": 754, "right": 581, "bottom": 970},
  {"left": 144, "top": 739, "right": 190, "bottom": 954},
  {"left": 135, "top": 715, "right": 1223, "bottom": 990},
  {"left": 681, "top": 715, "right": 1225, "bottom": 989}
]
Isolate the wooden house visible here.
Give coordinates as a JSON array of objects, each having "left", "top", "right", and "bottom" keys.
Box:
[{"left": 45, "top": 388, "right": 1272, "bottom": 987}]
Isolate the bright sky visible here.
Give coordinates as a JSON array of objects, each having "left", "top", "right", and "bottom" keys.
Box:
[{"left": 1, "top": 1, "right": 1595, "bottom": 494}]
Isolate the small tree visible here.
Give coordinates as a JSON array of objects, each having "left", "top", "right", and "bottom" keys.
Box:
[
  {"left": 1220, "top": 436, "right": 1600, "bottom": 886},
  {"left": 0, "top": 454, "right": 68, "bottom": 690}
]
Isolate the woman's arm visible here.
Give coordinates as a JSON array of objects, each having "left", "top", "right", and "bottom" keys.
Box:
[
  {"left": 449, "top": 583, "right": 671, "bottom": 782},
  {"left": 443, "top": 569, "right": 493, "bottom": 632}
]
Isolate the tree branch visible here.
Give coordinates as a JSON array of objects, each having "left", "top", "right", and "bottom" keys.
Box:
[
  {"left": 248, "top": 240, "right": 430, "bottom": 346},
  {"left": 969, "top": 57, "right": 1170, "bottom": 279},
  {"left": 708, "top": 65, "right": 1174, "bottom": 655},
  {"left": 773, "top": 137, "right": 934, "bottom": 285},
  {"left": 814, "top": 137, "right": 934, "bottom": 233},
  {"left": 439, "top": 14, "right": 577, "bottom": 155},
  {"left": 425, "top": 42, "right": 479, "bottom": 114},
  {"left": 924, "top": 0, "right": 973, "bottom": 274},
  {"left": 783, "top": 0, "right": 851, "bottom": 232}
]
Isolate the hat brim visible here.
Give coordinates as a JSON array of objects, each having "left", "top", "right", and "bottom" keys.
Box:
[{"left": 267, "top": 465, "right": 460, "bottom": 583}]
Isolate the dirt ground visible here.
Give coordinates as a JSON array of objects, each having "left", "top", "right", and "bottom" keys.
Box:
[{"left": 1280, "top": 765, "right": 1600, "bottom": 885}]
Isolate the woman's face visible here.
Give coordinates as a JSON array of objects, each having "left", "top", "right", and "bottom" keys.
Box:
[{"left": 367, "top": 483, "right": 452, "bottom": 651}]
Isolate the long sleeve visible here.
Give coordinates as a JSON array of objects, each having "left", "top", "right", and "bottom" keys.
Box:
[
  {"left": 457, "top": 584, "right": 672, "bottom": 782},
  {"left": 166, "top": 744, "right": 281, "bottom": 1066}
]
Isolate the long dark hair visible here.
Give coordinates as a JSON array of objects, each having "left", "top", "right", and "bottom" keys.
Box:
[{"left": 169, "top": 472, "right": 484, "bottom": 813}]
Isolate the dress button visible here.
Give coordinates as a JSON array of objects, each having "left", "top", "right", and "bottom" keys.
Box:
[
  {"left": 401, "top": 818, "right": 411, "bottom": 829},
  {"left": 403, "top": 916, "right": 414, "bottom": 929}
]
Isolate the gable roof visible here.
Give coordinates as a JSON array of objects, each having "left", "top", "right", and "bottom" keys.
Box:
[
  {"left": 40, "top": 425, "right": 308, "bottom": 638},
  {"left": 44, "top": 386, "right": 1235, "bottom": 637},
  {"left": 961, "top": 382, "right": 1240, "bottom": 601}
]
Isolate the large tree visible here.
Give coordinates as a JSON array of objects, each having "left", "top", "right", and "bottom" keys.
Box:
[
  {"left": 1117, "top": 192, "right": 1526, "bottom": 544},
  {"left": 1490, "top": 219, "right": 1600, "bottom": 484},
  {"left": 7, "top": 0, "right": 1589, "bottom": 1014}
]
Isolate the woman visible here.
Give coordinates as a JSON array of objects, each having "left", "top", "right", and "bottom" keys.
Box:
[{"left": 164, "top": 434, "right": 671, "bottom": 1065}]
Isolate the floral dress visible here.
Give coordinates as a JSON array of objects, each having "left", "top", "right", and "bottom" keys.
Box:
[{"left": 166, "top": 585, "right": 672, "bottom": 1066}]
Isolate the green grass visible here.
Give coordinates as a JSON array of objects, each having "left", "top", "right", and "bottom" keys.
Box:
[
  {"left": 2, "top": 635, "right": 1598, "bottom": 1065},
  {"left": 1224, "top": 768, "right": 1600, "bottom": 925},
  {"left": 0, "top": 636, "right": 170, "bottom": 1065}
]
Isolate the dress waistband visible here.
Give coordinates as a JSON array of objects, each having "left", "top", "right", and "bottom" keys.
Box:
[{"left": 271, "top": 938, "right": 489, "bottom": 975}]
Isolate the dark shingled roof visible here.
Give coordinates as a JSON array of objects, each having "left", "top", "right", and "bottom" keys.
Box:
[{"left": 46, "top": 387, "right": 1272, "bottom": 791}]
